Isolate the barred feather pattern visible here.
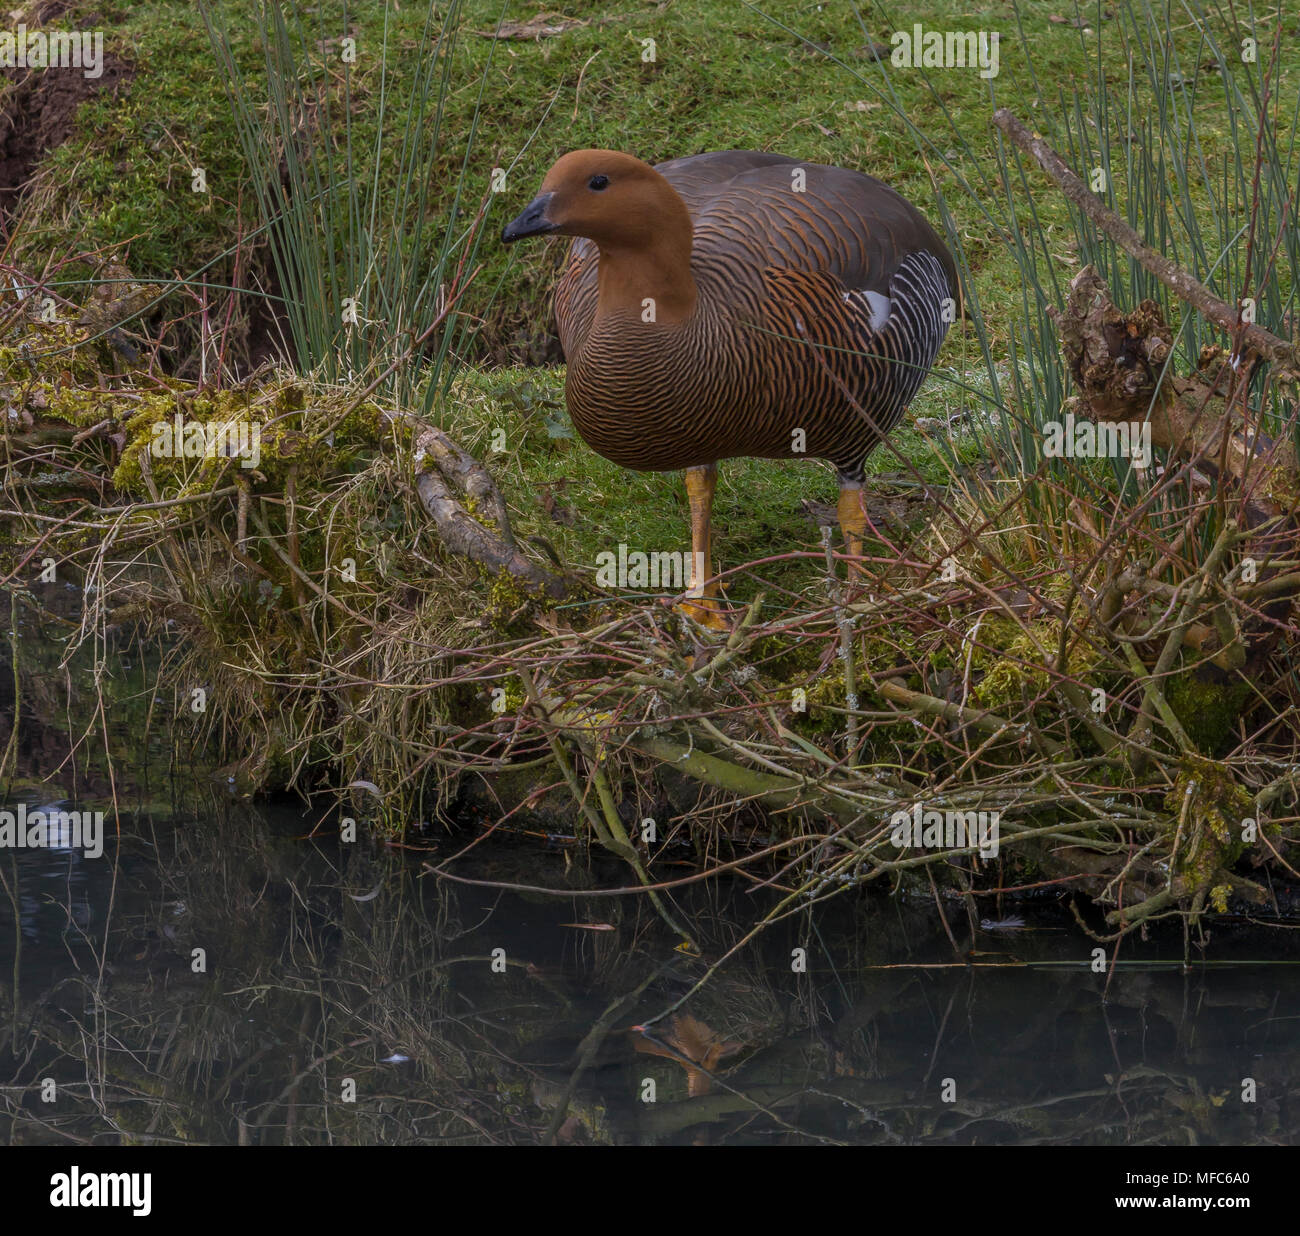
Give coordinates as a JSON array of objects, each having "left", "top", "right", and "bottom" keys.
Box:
[{"left": 555, "top": 152, "right": 956, "bottom": 483}]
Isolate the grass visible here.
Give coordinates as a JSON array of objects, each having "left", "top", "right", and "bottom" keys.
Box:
[
  {"left": 10, "top": 0, "right": 1291, "bottom": 575},
  {"left": 445, "top": 365, "right": 985, "bottom": 608},
  {"left": 14, "top": 1, "right": 1293, "bottom": 363},
  {"left": 200, "top": 0, "right": 496, "bottom": 406}
]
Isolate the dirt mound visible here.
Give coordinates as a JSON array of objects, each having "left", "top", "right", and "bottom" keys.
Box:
[{"left": 0, "top": 5, "right": 131, "bottom": 227}]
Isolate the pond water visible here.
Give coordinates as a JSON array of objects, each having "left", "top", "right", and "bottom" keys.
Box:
[
  {"left": 0, "top": 598, "right": 1297, "bottom": 1145},
  {"left": 2, "top": 795, "right": 1297, "bottom": 1146}
]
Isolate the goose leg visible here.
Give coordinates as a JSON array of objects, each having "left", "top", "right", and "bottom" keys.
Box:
[
  {"left": 837, "top": 481, "right": 867, "bottom": 579},
  {"left": 678, "top": 463, "right": 730, "bottom": 631}
]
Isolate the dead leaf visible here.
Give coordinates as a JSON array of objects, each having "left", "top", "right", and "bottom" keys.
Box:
[
  {"left": 558, "top": 921, "right": 615, "bottom": 931},
  {"left": 852, "top": 42, "right": 893, "bottom": 60},
  {"left": 534, "top": 609, "right": 575, "bottom": 636},
  {"left": 539, "top": 488, "right": 577, "bottom": 526},
  {"left": 632, "top": 1013, "right": 743, "bottom": 1097},
  {"left": 477, "top": 14, "right": 585, "bottom": 40},
  {"left": 1069, "top": 496, "right": 1102, "bottom": 543}
]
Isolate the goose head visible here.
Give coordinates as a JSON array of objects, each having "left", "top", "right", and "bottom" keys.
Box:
[
  {"left": 502, "top": 149, "right": 688, "bottom": 247},
  {"left": 503, "top": 149, "right": 697, "bottom": 319}
]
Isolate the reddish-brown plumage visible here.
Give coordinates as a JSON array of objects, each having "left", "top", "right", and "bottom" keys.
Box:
[{"left": 503, "top": 148, "right": 957, "bottom": 624}]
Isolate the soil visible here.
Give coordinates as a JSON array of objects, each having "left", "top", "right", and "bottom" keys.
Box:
[{"left": 0, "top": 3, "right": 132, "bottom": 229}]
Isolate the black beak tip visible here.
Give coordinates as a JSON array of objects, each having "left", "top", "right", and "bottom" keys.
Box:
[{"left": 502, "top": 194, "right": 556, "bottom": 244}]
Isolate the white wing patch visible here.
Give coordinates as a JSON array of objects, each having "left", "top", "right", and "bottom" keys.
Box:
[{"left": 842, "top": 287, "right": 892, "bottom": 332}]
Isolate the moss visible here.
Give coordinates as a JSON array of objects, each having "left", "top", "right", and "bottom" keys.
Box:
[
  {"left": 1164, "top": 754, "right": 1254, "bottom": 891},
  {"left": 1166, "top": 672, "right": 1252, "bottom": 755},
  {"left": 789, "top": 655, "right": 922, "bottom": 751},
  {"left": 100, "top": 382, "right": 391, "bottom": 497},
  {"left": 971, "top": 616, "right": 1105, "bottom": 713},
  {"left": 483, "top": 566, "right": 556, "bottom": 635},
  {"left": 499, "top": 676, "right": 527, "bottom": 714},
  {"left": 32, "top": 383, "right": 121, "bottom": 427},
  {"left": 461, "top": 493, "right": 496, "bottom": 530},
  {"left": 749, "top": 633, "right": 823, "bottom": 681},
  {"left": 803, "top": 660, "right": 847, "bottom": 715}
]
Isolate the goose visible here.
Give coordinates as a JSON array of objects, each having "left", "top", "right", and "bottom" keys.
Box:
[{"left": 503, "top": 149, "right": 957, "bottom": 628}]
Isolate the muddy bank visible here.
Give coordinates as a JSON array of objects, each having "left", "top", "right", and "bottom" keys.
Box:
[{"left": 0, "top": 5, "right": 131, "bottom": 226}]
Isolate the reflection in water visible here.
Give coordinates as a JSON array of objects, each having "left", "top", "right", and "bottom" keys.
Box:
[
  {"left": 1, "top": 798, "right": 1296, "bottom": 1145},
  {"left": 14, "top": 801, "right": 96, "bottom": 945}
]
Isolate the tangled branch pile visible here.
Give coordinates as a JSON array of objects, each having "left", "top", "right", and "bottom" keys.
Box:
[{"left": 5, "top": 90, "right": 1300, "bottom": 947}]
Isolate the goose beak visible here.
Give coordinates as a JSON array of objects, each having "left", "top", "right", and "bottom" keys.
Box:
[{"left": 502, "top": 193, "right": 558, "bottom": 243}]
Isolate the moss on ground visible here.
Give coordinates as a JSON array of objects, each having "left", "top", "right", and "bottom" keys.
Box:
[{"left": 1164, "top": 754, "right": 1254, "bottom": 891}]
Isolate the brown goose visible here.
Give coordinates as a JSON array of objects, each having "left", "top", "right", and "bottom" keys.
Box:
[{"left": 503, "top": 149, "right": 957, "bottom": 628}]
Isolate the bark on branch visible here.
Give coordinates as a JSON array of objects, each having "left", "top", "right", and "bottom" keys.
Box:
[
  {"left": 412, "top": 425, "right": 567, "bottom": 599},
  {"left": 1046, "top": 266, "right": 1297, "bottom": 529}
]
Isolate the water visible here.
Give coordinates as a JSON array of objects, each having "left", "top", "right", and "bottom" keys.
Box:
[{"left": 2, "top": 796, "right": 1297, "bottom": 1145}]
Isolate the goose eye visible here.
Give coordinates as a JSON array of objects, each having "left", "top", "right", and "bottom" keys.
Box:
[{"left": 587, "top": 174, "right": 610, "bottom": 191}]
